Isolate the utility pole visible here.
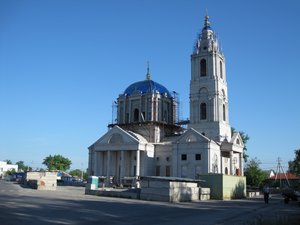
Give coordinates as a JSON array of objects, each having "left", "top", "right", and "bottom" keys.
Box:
[{"left": 274, "top": 157, "right": 290, "bottom": 188}]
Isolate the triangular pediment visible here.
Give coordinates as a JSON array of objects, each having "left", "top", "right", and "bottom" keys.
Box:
[
  {"left": 230, "top": 132, "right": 244, "bottom": 148},
  {"left": 173, "top": 128, "right": 212, "bottom": 144},
  {"left": 221, "top": 132, "right": 244, "bottom": 153},
  {"left": 89, "top": 125, "right": 146, "bottom": 150}
]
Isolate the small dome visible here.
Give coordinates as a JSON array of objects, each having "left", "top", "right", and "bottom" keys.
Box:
[
  {"left": 202, "top": 14, "right": 213, "bottom": 31},
  {"left": 124, "top": 79, "right": 171, "bottom": 97}
]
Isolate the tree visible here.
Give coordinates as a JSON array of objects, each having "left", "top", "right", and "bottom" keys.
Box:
[
  {"left": 231, "top": 127, "right": 250, "bottom": 162},
  {"left": 5, "top": 159, "right": 13, "bottom": 164},
  {"left": 69, "top": 169, "right": 88, "bottom": 180},
  {"left": 244, "top": 158, "right": 267, "bottom": 187},
  {"left": 288, "top": 149, "right": 300, "bottom": 176},
  {"left": 16, "top": 161, "right": 27, "bottom": 172},
  {"left": 42, "top": 155, "right": 72, "bottom": 171},
  {"left": 16, "top": 161, "right": 33, "bottom": 172},
  {"left": 6, "top": 168, "right": 16, "bottom": 176},
  {"left": 69, "top": 169, "right": 82, "bottom": 177}
]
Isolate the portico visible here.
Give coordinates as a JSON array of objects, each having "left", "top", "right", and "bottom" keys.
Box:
[{"left": 88, "top": 126, "right": 155, "bottom": 186}]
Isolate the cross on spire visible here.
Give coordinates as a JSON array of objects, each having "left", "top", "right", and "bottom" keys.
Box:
[
  {"left": 204, "top": 11, "right": 210, "bottom": 28},
  {"left": 146, "top": 61, "right": 151, "bottom": 80}
]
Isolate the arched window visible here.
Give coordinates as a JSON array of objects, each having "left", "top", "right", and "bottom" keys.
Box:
[
  {"left": 200, "top": 59, "right": 206, "bottom": 77},
  {"left": 134, "top": 108, "right": 139, "bottom": 122},
  {"left": 199, "top": 87, "right": 208, "bottom": 97},
  {"left": 220, "top": 61, "right": 223, "bottom": 79},
  {"left": 200, "top": 103, "right": 207, "bottom": 120},
  {"left": 225, "top": 167, "right": 228, "bottom": 175},
  {"left": 223, "top": 104, "right": 226, "bottom": 121}
]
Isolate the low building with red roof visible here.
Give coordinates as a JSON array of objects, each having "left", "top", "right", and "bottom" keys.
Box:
[
  {"left": 268, "top": 173, "right": 300, "bottom": 188},
  {"left": 269, "top": 173, "right": 300, "bottom": 180}
]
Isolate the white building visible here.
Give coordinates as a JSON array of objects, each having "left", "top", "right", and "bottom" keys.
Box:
[
  {"left": 88, "top": 15, "right": 244, "bottom": 186},
  {"left": 0, "top": 161, "right": 18, "bottom": 178}
]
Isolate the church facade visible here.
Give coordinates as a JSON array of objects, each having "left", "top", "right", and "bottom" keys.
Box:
[{"left": 88, "top": 15, "right": 244, "bottom": 186}]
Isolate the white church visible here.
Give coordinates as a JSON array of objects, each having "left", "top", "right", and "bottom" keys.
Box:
[{"left": 88, "top": 15, "right": 245, "bottom": 187}]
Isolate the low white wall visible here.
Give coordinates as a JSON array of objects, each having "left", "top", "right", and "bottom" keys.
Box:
[
  {"left": 198, "top": 174, "right": 246, "bottom": 200},
  {"left": 26, "top": 172, "right": 57, "bottom": 190},
  {"left": 140, "top": 177, "right": 202, "bottom": 202}
]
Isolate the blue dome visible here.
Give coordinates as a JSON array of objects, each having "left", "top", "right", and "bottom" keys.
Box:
[{"left": 124, "top": 79, "right": 171, "bottom": 97}]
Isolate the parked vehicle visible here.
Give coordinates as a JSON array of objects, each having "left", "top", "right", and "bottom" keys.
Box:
[
  {"left": 14, "top": 172, "right": 26, "bottom": 183},
  {"left": 282, "top": 187, "right": 300, "bottom": 204}
]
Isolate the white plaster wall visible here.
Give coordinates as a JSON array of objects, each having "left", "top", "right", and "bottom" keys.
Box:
[
  {"left": 0, "top": 161, "right": 18, "bottom": 177},
  {"left": 173, "top": 142, "right": 210, "bottom": 179},
  {"left": 209, "top": 146, "right": 221, "bottom": 174},
  {"left": 154, "top": 144, "right": 172, "bottom": 176}
]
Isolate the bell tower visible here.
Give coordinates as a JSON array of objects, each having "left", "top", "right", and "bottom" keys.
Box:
[{"left": 189, "top": 14, "right": 231, "bottom": 142}]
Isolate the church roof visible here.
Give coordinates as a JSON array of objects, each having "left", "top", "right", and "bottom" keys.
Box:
[
  {"left": 124, "top": 64, "right": 172, "bottom": 97},
  {"left": 124, "top": 79, "right": 171, "bottom": 97},
  {"left": 127, "top": 130, "right": 148, "bottom": 143}
]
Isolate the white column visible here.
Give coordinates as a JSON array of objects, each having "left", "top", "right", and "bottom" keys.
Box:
[
  {"left": 129, "top": 100, "right": 132, "bottom": 123},
  {"left": 101, "top": 152, "right": 105, "bottom": 176},
  {"left": 240, "top": 153, "right": 244, "bottom": 176},
  {"left": 106, "top": 150, "right": 111, "bottom": 186},
  {"left": 88, "top": 149, "right": 93, "bottom": 176},
  {"left": 93, "top": 151, "right": 97, "bottom": 176},
  {"left": 136, "top": 150, "right": 140, "bottom": 188},
  {"left": 98, "top": 152, "right": 102, "bottom": 175},
  {"left": 229, "top": 151, "right": 233, "bottom": 175},
  {"left": 220, "top": 156, "right": 223, "bottom": 174},
  {"left": 120, "top": 151, "right": 125, "bottom": 185}
]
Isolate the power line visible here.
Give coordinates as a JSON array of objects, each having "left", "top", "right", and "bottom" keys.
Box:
[{"left": 274, "top": 157, "right": 290, "bottom": 188}]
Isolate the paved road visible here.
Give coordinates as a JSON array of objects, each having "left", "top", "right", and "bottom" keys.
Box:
[{"left": 0, "top": 180, "right": 299, "bottom": 225}]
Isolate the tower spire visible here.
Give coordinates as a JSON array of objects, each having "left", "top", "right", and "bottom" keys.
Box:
[
  {"left": 190, "top": 14, "right": 230, "bottom": 142},
  {"left": 146, "top": 61, "right": 151, "bottom": 80},
  {"left": 204, "top": 11, "right": 210, "bottom": 28}
]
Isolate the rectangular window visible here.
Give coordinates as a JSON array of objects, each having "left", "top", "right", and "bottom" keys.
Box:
[
  {"left": 195, "top": 154, "right": 201, "bottom": 160},
  {"left": 200, "top": 103, "right": 207, "bottom": 120},
  {"left": 155, "top": 166, "right": 160, "bottom": 176},
  {"left": 181, "top": 154, "right": 187, "bottom": 160},
  {"left": 166, "top": 166, "right": 171, "bottom": 177}
]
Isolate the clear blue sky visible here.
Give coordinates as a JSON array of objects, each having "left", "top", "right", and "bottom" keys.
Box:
[{"left": 1, "top": 0, "right": 299, "bottom": 171}]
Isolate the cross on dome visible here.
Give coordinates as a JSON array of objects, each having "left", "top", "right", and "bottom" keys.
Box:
[
  {"left": 203, "top": 12, "right": 212, "bottom": 30},
  {"left": 146, "top": 61, "right": 151, "bottom": 80}
]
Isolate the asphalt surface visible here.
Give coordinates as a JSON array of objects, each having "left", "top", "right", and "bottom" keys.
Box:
[{"left": 0, "top": 180, "right": 299, "bottom": 225}]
